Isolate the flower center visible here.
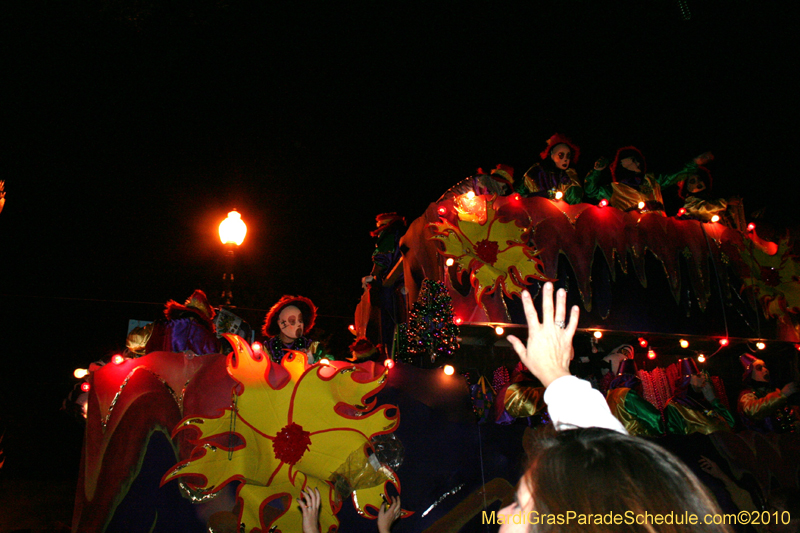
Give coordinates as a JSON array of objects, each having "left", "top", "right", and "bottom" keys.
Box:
[
  {"left": 475, "top": 239, "right": 499, "bottom": 265},
  {"left": 272, "top": 422, "right": 312, "bottom": 465}
]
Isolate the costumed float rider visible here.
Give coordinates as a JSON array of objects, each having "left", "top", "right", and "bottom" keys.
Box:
[
  {"left": 437, "top": 164, "right": 515, "bottom": 201},
  {"left": 598, "top": 343, "right": 633, "bottom": 394},
  {"left": 738, "top": 353, "right": 799, "bottom": 433},
  {"left": 675, "top": 164, "right": 741, "bottom": 225},
  {"left": 145, "top": 289, "right": 221, "bottom": 356},
  {"left": 605, "top": 352, "right": 665, "bottom": 437},
  {"left": 262, "top": 295, "right": 321, "bottom": 363},
  {"left": 515, "top": 133, "right": 583, "bottom": 204},
  {"left": 363, "top": 213, "right": 407, "bottom": 349},
  {"left": 585, "top": 146, "right": 714, "bottom": 214},
  {"left": 664, "top": 358, "right": 735, "bottom": 435}
]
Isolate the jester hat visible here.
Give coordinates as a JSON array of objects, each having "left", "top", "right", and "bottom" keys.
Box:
[
  {"left": 539, "top": 133, "right": 580, "bottom": 165},
  {"left": 164, "top": 289, "right": 215, "bottom": 329},
  {"left": 262, "top": 295, "right": 318, "bottom": 337},
  {"left": 678, "top": 357, "right": 700, "bottom": 377},
  {"left": 740, "top": 352, "right": 761, "bottom": 383},
  {"left": 610, "top": 146, "right": 647, "bottom": 182}
]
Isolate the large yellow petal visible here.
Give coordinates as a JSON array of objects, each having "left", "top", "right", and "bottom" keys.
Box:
[
  {"left": 164, "top": 415, "right": 281, "bottom": 488},
  {"left": 291, "top": 366, "right": 396, "bottom": 436}
]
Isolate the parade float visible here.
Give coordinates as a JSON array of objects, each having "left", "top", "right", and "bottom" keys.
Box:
[{"left": 72, "top": 162, "right": 800, "bottom": 532}]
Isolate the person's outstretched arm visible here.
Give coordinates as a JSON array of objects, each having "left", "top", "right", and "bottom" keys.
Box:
[{"left": 507, "top": 283, "right": 627, "bottom": 433}]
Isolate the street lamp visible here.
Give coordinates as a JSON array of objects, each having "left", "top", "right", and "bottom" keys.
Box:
[{"left": 219, "top": 209, "right": 247, "bottom": 306}]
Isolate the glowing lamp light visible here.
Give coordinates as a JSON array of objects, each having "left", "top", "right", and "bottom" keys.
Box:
[
  {"left": 219, "top": 209, "right": 247, "bottom": 246},
  {"left": 679, "top": 339, "right": 689, "bottom": 349},
  {"left": 554, "top": 191, "right": 564, "bottom": 200},
  {"left": 494, "top": 326, "right": 504, "bottom": 335},
  {"left": 445, "top": 257, "right": 455, "bottom": 267},
  {"left": 437, "top": 205, "right": 448, "bottom": 216},
  {"left": 73, "top": 368, "right": 89, "bottom": 379},
  {"left": 80, "top": 382, "right": 91, "bottom": 392},
  {"left": 319, "top": 358, "right": 330, "bottom": 365},
  {"left": 756, "top": 341, "right": 766, "bottom": 350},
  {"left": 697, "top": 354, "right": 706, "bottom": 363},
  {"left": 111, "top": 354, "right": 125, "bottom": 365},
  {"left": 347, "top": 324, "right": 356, "bottom": 333},
  {"left": 719, "top": 338, "right": 729, "bottom": 347},
  {"left": 512, "top": 193, "right": 521, "bottom": 201},
  {"left": 638, "top": 337, "right": 648, "bottom": 348},
  {"left": 593, "top": 331, "right": 603, "bottom": 339},
  {"left": 795, "top": 343, "right": 800, "bottom": 351},
  {"left": 384, "top": 358, "right": 395, "bottom": 369},
  {"left": 747, "top": 222, "right": 756, "bottom": 232},
  {"left": 637, "top": 201, "right": 646, "bottom": 210},
  {"left": 647, "top": 348, "right": 656, "bottom": 360},
  {"left": 454, "top": 316, "right": 464, "bottom": 326},
  {"left": 598, "top": 199, "right": 609, "bottom": 208},
  {"left": 710, "top": 215, "right": 720, "bottom": 223},
  {"left": 443, "top": 365, "right": 455, "bottom": 376},
  {"left": 677, "top": 208, "right": 686, "bottom": 217},
  {"left": 251, "top": 341, "right": 263, "bottom": 352}
]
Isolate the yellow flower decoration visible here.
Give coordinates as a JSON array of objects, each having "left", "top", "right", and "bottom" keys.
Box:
[
  {"left": 162, "top": 334, "right": 401, "bottom": 532},
  {"left": 740, "top": 239, "right": 800, "bottom": 318},
  {"left": 431, "top": 201, "right": 551, "bottom": 302}
]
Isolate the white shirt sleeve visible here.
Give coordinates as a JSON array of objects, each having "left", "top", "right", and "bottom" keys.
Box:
[{"left": 544, "top": 375, "right": 628, "bottom": 434}]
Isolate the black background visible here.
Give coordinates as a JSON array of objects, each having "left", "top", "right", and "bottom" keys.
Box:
[{"left": 0, "top": 0, "right": 798, "bottom": 502}]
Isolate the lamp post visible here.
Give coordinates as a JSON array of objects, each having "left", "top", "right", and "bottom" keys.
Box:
[{"left": 219, "top": 209, "right": 247, "bottom": 306}]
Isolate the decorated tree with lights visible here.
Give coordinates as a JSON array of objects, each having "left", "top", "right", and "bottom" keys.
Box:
[{"left": 398, "top": 279, "right": 460, "bottom": 364}]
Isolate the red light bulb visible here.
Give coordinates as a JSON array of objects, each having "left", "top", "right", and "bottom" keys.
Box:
[
  {"left": 719, "top": 338, "right": 729, "bottom": 347},
  {"left": 252, "top": 341, "right": 262, "bottom": 352},
  {"left": 512, "top": 193, "right": 521, "bottom": 201},
  {"left": 112, "top": 354, "right": 125, "bottom": 365},
  {"left": 747, "top": 222, "right": 756, "bottom": 232},
  {"left": 638, "top": 337, "right": 648, "bottom": 348},
  {"left": 384, "top": 358, "right": 395, "bottom": 369},
  {"left": 81, "top": 382, "right": 91, "bottom": 392},
  {"left": 437, "top": 206, "right": 447, "bottom": 215},
  {"left": 599, "top": 199, "right": 608, "bottom": 208},
  {"left": 454, "top": 316, "right": 463, "bottom": 326},
  {"left": 677, "top": 208, "right": 686, "bottom": 216},
  {"left": 647, "top": 349, "right": 656, "bottom": 360}
]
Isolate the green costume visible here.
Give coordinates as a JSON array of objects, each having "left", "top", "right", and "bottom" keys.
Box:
[
  {"left": 664, "top": 397, "right": 735, "bottom": 435},
  {"left": 607, "top": 387, "right": 664, "bottom": 437},
  {"left": 516, "top": 163, "right": 583, "bottom": 205},
  {"left": 585, "top": 161, "right": 697, "bottom": 213}
]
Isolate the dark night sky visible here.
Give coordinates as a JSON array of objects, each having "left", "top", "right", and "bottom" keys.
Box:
[{"left": 0, "top": 0, "right": 799, "bottom": 477}]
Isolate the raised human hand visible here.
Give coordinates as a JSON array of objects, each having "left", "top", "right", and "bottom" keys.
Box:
[
  {"left": 298, "top": 487, "right": 321, "bottom": 533},
  {"left": 698, "top": 455, "right": 727, "bottom": 481},
  {"left": 694, "top": 151, "right": 714, "bottom": 166},
  {"left": 507, "top": 282, "right": 580, "bottom": 388},
  {"left": 781, "top": 382, "right": 799, "bottom": 397},
  {"left": 594, "top": 157, "right": 608, "bottom": 171},
  {"left": 377, "top": 495, "right": 401, "bottom": 533}
]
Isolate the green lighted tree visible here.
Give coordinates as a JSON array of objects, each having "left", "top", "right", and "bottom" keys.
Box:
[{"left": 398, "top": 279, "right": 460, "bottom": 364}]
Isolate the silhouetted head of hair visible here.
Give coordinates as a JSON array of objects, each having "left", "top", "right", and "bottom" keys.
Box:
[{"left": 521, "top": 427, "right": 730, "bottom": 532}]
